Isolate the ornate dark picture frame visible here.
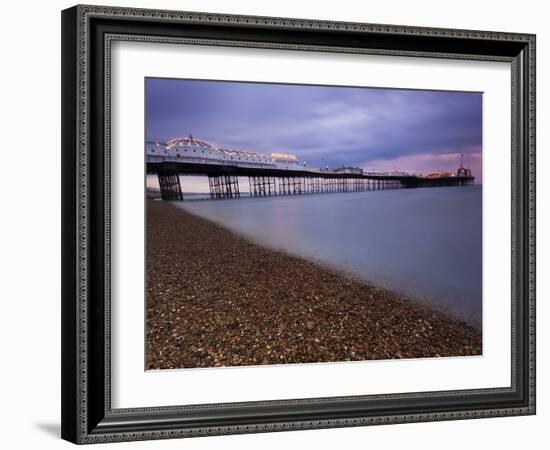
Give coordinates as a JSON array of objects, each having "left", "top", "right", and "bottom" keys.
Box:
[{"left": 61, "top": 4, "right": 536, "bottom": 444}]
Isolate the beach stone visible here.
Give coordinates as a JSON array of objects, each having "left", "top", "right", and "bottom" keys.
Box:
[{"left": 305, "top": 320, "right": 316, "bottom": 331}]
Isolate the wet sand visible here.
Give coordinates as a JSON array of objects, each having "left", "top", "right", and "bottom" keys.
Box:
[{"left": 146, "top": 199, "right": 481, "bottom": 370}]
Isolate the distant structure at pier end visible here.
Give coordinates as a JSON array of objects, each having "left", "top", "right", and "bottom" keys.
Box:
[
  {"left": 146, "top": 135, "right": 475, "bottom": 200},
  {"left": 456, "top": 154, "right": 473, "bottom": 178}
]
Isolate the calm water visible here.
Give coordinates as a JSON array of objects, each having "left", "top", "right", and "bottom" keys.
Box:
[{"left": 177, "top": 186, "right": 482, "bottom": 327}]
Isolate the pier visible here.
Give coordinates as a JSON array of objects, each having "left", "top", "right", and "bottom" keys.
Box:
[{"left": 146, "top": 135, "right": 474, "bottom": 200}]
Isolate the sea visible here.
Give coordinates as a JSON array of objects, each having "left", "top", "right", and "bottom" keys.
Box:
[{"left": 175, "top": 185, "right": 482, "bottom": 328}]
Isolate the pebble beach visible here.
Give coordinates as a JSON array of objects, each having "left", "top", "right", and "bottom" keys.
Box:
[{"left": 146, "top": 198, "right": 482, "bottom": 370}]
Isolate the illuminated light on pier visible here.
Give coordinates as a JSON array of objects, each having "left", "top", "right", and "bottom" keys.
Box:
[
  {"left": 271, "top": 152, "right": 298, "bottom": 161},
  {"left": 146, "top": 136, "right": 474, "bottom": 200}
]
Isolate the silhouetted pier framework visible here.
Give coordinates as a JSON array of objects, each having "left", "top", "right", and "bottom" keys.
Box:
[{"left": 149, "top": 162, "right": 474, "bottom": 201}]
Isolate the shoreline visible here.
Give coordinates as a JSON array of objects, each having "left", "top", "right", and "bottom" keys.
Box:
[
  {"left": 146, "top": 199, "right": 481, "bottom": 370},
  {"left": 179, "top": 202, "right": 480, "bottom": 330}
]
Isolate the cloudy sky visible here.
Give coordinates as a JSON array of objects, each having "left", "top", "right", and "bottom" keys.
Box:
[{"left": 146, "top": 78, "right": 482, "bottom": 181}]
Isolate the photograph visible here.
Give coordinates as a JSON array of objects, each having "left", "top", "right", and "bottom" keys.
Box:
[{"left": 145, "top": 78, "right": 483, "bottom": 370}]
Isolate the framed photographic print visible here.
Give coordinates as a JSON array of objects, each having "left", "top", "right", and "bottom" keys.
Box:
[{"left": 61, "top": 5, "right": 536, "bottom": 444}]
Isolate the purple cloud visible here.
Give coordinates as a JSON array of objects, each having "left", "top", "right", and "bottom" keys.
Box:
[{"left": 146, "top": 78, "right": 482, "bottom": 181}]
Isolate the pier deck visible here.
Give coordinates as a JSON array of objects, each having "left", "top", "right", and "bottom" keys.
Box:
[{"left": 147, "top": 161, "right": 474, "bottom": 200}]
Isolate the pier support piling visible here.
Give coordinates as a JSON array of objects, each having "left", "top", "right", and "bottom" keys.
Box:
[
  {"left": 156, "top": 167, "right": 474, "bottom": 201},
  {"left": 209, "top": 175, "right": 240, "bottom": 199},
  {"left": 158, "top": 171, "right": 183, "bottom": 201},
  {"left": 249, "top": 176, "right": 275, "bottom": 197}
]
